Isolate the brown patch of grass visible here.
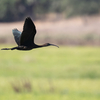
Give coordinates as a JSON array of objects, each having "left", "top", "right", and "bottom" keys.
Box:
[
  {"left": 11, "top": 79, "right": 32, "bottom": 93},
  {"left": 1, "top": 16, "right": 100, "bottom": 46}
]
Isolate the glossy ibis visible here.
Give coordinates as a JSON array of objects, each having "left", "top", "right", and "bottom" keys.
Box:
[{"left": 1, "top": 17, "right": 59, "bottom": 50}]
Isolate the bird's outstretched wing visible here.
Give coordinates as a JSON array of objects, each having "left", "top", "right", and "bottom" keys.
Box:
[
  {"left": 12, "top": 29, "right": 21, "bottom": 45},
  {"left": 19, "top": 17, "right": 36, "bottom": 46}
]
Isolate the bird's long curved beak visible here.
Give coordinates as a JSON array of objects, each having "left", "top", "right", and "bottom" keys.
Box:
[{"left": 50, "top": 44, "right": 59, "bottom": 48}]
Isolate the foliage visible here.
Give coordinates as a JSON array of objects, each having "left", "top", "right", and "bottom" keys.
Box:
[
  {"left": 0, "top": 0, "right": 53, "bottom": 22},
  {"left": 0, "top": 0, "right": 100, "bottom": 21},
  {"left": 67, "top": 0, "right": 100, "bottom": 17}
]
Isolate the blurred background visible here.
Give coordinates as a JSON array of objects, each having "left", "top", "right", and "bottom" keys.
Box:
[{"left": 0, "top": 0, "right": 100, "bottom": 100}]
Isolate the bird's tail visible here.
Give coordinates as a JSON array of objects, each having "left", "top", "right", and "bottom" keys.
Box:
[{"left": 1, "top": 48, "right": 11, "bottom": 50}]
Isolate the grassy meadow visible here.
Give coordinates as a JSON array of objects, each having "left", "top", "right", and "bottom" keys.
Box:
[{"left": 0, "top": 45, "right": 100, "bottom": 100}]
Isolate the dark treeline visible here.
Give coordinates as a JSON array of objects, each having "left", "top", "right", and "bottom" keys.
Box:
[{"left": 0, "top": 0, "right": 100, "bottom": 22}]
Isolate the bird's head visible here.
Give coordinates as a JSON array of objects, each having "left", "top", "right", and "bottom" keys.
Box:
[{"left": 45, "top": 43, "right": 59, "bottom": 48}]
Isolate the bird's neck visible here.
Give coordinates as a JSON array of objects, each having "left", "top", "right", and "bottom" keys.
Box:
[{"left": 34, "top": 43, "right": 48, "bottom": 48}]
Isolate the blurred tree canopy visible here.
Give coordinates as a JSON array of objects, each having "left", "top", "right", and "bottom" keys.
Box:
[
  {"left": 67, "top": 0, "right": 100, "bottom": 17},
  {"left": 0, "top": 0, "right": 100, "bottom": 22}
]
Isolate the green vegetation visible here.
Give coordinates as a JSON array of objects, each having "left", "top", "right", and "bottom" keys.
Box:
[
  {"left": 0, "top": 46, "right": 100, "bottom": 100},
  {"left": 0, "top": 0, "right": 100, "bottom": 21},
  {"left": 67, "top": 0, "right": 100, "bottom": 17}
]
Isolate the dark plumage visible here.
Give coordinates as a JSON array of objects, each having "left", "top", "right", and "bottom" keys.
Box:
[{"left": 1, "top": 17, "right": 59, "bottom": 51}]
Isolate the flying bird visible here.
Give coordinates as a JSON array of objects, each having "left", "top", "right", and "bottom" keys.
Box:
[{"left": 1, "top": 17, "right": 59, "bottom": 50}]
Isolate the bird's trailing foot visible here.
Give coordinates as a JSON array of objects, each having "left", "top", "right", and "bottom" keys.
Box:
[
  {"left": 1, "top": 47, "right": 18, "bottom": 50},
  {"left": 1, "top": 48, "right": 11, "bottom": 50}
]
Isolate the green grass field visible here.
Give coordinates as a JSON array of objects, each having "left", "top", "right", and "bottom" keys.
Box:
[{"left": 0, "top": 45, "right": 100, "bottom": 100}]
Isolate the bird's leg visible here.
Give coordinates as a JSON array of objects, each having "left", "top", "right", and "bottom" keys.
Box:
[
  {"left": 11, "top": 47, "right": 18, "bottom": 50},
  {"left": 1, "top": 47, "right": 18, "bottom": 50},
  {"left": 1, "top": 46, "right": 27, "bottom": 50}
]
